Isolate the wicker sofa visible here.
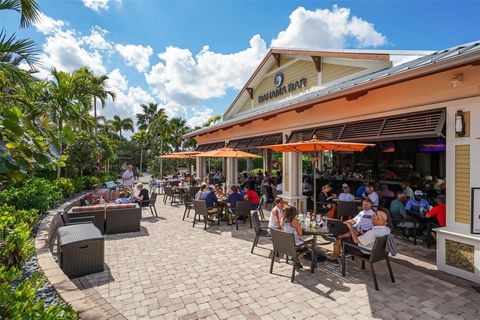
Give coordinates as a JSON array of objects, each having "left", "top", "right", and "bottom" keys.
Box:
[{"left": 67, "top": 203, "right": 141, "bottom": 235}]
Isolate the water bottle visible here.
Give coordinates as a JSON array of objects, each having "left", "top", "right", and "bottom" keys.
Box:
[{"left": 305, "top": 216, "right": 311, "bottom": 229}]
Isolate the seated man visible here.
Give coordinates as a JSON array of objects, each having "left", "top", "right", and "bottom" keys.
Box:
[
  {"left": 347, "top": 210, "right": 391, "bottom": 253},
  {"left": 405, "top": 190, "right": 430, "bottom": 217},
  {"left": 329, "top": 198, "right": 375, "bottom": 264},
  {"left": 389, "top": 192, "right": 408, "bottom": 225},
  {"left": 338, "top": 183, "right": 355, "bottom": 202},
  {"left": 227, "top": 186, "right": 243, "bottom": 224},
  {"left": 243, "top": 185, "right": 259, "bottom": 210},
  {"left": 425, "top": 195, "right": 446, "bottom": 239},
  {"left": 202, "top": 186, "right": 219, "bottom": 222}
]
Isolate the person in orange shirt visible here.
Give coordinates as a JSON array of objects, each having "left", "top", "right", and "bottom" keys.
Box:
[{"left": 426, "top": 195, "right": 446, "bottom": 239}]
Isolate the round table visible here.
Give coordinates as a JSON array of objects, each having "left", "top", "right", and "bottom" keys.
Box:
[{"left": 302, "top": 225, "right": 331, "bottom": 273}]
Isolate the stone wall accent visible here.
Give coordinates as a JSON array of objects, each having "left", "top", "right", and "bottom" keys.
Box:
[
  {"left": 35, "top": 196, "right": 126, "bottom": 320},
  {"left": 445, "top": 239, "right": 475, "bottom": 273}
]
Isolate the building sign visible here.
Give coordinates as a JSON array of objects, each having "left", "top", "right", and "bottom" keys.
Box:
[
  {"left": 471, "top": 187, "right": 480, "bottom": 234},
  {"left": 258, "top": 72, "right": 307, "bottom": 104}
]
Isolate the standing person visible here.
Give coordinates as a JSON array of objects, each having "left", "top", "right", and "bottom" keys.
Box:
[
  {"left": 243, "top": 185, "right": 259, "bottom": 210},
  {"left": 122, "top": 165, "right": 135, "bottom": 190},
  {"left": 268, "top": 197, "right": 285, "bottom": 231}
]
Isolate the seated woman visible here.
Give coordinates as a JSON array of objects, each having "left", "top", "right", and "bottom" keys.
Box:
[
  {"left": 318, "top": 184, "right": 336, "bottom": 214},
  {"left": 215, "top": 185, "right": 225, "bottom": 200},
  {"left": 281, "top": 205, "right": 310, "bottom": 269},
  {"left": 133, "top": 183, "right": 149, "bottom": 206},
  {"left": 90, "top": 184, "right": 105, "bottom": 205},
  {"left": 115, "top": 191, "right": 133, "bottom": 204},
  {"left": 268, "top": 197, "right": 284, "bottom": 231}
]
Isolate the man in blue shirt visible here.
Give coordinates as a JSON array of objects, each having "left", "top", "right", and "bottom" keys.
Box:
[
  {"left": 227, "top": 186, "right": 244, "bottom": 224},
  {"left": 201, "top": 186, "right": 219, "bottom": 222},
  {"left": 405, "top": 190, "right": 430, "bottom": 217}
]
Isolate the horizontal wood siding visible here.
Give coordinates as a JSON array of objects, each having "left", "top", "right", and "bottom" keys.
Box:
[
  {"left": 322, "top": 63, "right": 365, "bottom": 84},
  {"left": 267, "top": 56, "right": 293, "bottom": 73},
  {"left": 254, "top": 60, "right": 317, "bottom": 107},
  {"left": 237, "top": 96, "right": 252, "bottom": 114},
  {"left": 455, "top": 145, "right": 470, "bottom": 224}
]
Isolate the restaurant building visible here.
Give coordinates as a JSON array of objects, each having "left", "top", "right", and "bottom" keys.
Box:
[{"left": 184, "top": 41, "right": 480, "bottom": 283}]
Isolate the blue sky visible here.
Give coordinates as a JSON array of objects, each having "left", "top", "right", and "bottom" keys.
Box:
[{"left": 3, "top": 0, "right": 479, "bottom": 129}]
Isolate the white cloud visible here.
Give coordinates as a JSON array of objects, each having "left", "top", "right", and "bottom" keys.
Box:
[
  {"left": 145, "top": 34, "right": 267, "bottom": 106},
  {"left": 107, "top": 68, "right": 128, "bottom": 91},
  {"left": 33, "top": 13, "right": 65, "bottom": 35},
  {"left": 81, "top": 26, "right": 113, "bottom": 51},
  {"left": 271, "top": 6, "right": 386, "bottom": 49},
  {"left": 82, "top": 0, "right": 121, "bottom": 12},
  {"left": 115, "top": 44, "right": 153, "bottom": 72},
  {"left": 186, "top": 107, "right": 214, "bottom": 128}
]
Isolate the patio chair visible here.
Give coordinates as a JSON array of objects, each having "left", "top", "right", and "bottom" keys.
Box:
[
  {"left": 141, "top": 192, "right": 158, "bottom": 217},
  {"left": 251, "top": 212, "right": 270, "bottom": 254},
  {"left": 188, "top": 186, "right": 200, "bottom": 199},
  {"left": 269, "top": 228, "right": 300, "bottom": 283},
  {"left": 183, "top": 193, "right": 194, "bottom": 221},
  {"left": 251, "top": 195, "right": 266, "bottom": 221},
  {"left": 234, "top": 201, "right": 253, "bottom": 230},
  {"left": 380, "top": 196, "right": 395, "bottom": 209},
  {"left": 336, "top": 201, "right": 360, "bottom": 220},
  {"left": 341, "top": 235, "right": 395, "bottom": 291},
  {"left": 192, "top": 200, "right": 208, "bottom": 230},
  {"left": 164, "top": 186, "right": 182, "bottom": 205},
  {"left": 383, "top": 206, "right": 419, "bottom": 245}
]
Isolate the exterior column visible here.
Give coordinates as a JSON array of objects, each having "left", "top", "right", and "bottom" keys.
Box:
[
  {"left": 263, "top": 149, "right": 272, "bottom": 174},
  {"left": 225, "top": 158, "right": 238, "bottom": 190},
  {"left": 195, "top": 157, "right": 207, "bottom": 180},
  {"left": 246, "top": 158, "right": 254, "bottom": 172},
  {"left": 280, "top": 152, "right": 306, "bottom": 213}
]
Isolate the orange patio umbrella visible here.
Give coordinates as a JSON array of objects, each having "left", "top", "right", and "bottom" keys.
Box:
[
  {"left": 159, "top": 151, "right": 203, "bottom": 159},
  {"left": 258, "top": 136, "right": 374, "bottom": 214},
  {"left": 195, "top": 147, "right": 261, "bottom": 158}
]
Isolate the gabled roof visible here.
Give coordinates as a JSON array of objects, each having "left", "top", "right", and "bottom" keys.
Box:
[{"left": 185, "top": 41, "right": 480, "bottom": 139}]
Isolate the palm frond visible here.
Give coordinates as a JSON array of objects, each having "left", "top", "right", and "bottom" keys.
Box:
[{"left": 0, "top": 0, "right": 41, "bottom": 28}]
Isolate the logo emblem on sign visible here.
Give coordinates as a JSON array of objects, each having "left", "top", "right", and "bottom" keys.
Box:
[{"left": 274, "top": 72, "right": 284, "bottom": 88}]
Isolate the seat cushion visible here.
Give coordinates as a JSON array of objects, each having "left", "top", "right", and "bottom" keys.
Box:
[
  {"left": 71, "top": 205, "right": 105, "bottom": 212},
  {"left": 105, "top": 203, "right": 137, "bottom": 210}
]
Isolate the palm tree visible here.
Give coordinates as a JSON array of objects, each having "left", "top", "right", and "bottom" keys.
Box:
[
  {"left": 110, "top": 115, "right": 133, "bottom": 138},
  {"left": 0, "top": 0, "right": 41, "bottom": 28},
  {"left": 75, "top": 67, "right": 116, "bottom": 134},
  {"left": 168, "top": 117, "right": 189, "bottom": 152},
  {"left": 132, "top": 129, "right": 148, "bottom": 174}
]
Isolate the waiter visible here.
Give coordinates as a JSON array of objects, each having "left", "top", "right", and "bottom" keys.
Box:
[{"left": 122, "top": 165, "right": 135, "bottom": 189}]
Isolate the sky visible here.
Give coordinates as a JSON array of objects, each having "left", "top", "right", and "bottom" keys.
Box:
[{"left": 2, "top": 0, "right": 480, "bottom": 130}]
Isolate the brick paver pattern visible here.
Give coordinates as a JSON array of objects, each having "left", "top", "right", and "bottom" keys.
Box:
[{"left": 77, "top": 199, "right": 480, "bottom": 320}]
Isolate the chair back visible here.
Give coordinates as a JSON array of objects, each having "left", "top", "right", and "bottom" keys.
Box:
[
  {"left": 183, "top": 193, "right": 192, "bottom": 206},
  {"left": 380, "top": 196, "right": 395, "bottom": 209},
  {"left": 164, "top": 186, "right": 173, "bottom": 197},
  {"left": 193, "top": 200, "right": 208, "bottom": 218},
  {"left": 337, "top": 201, "right": 359, "bottom": 219},
  {"left": 149, "top": 192, "right": 157, "bottom": 205},
  {"left": 270, "top": 228, "right": 297, "bottom": 257},
  {"left": 170, "top": 181, "right": 179, "bottom": 187},
  {"left": 189, "top": 187, "right": 200, "bottom": 198},
  {"left": 235, "top": 201, "right": 251, "bottom": 218},
  {"left": 370, "top": 235, "right": 389, "bottom": 263},
  {"left": 48, "top": 212, "right": 65, "bottom": 252},
  {"left": 258, "top": 194, "right": 266, "bottom": 209},
  {"left": 251, "top": 212, "right": 262, "bottom": 234}
]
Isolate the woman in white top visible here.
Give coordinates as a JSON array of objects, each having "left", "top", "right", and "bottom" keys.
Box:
[
  {"left": 281, "top": 205, "right": 309, "bottom": 270},
  {"left": 268, "top": 197, "right": 284, "bottom": 230},
  {"left": 338, "top": 184, "right": 355, "bottom": 202}
]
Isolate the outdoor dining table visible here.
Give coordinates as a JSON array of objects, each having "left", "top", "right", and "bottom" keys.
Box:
[{"left": 302, "top": 225, "right": 331, "bottom": 273}]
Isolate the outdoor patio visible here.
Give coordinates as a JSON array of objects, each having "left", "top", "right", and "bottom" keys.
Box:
[{"left": 69, "top": 198, "right": 480, "bottom": 320}]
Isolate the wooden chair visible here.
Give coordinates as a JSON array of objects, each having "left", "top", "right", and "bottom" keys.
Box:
[
  {"left": 234, "top": 201, "right": 252, "bottom": 230},
  {"left": 270, "top": 228, "right": 300, "bottom": 283},
  {"left": 251, "top": 212, "right": 270, "bottom": 254},
  {"left": 341, "top": 235, "right": 395, "bottom": 290}
]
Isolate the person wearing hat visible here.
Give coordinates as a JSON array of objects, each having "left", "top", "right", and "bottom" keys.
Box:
[
  {"left": 405, "top": 190, "right": 430, "bottom": 217},
  {"left": 338, "top": 183, "right": 355, "bottom": 202}
]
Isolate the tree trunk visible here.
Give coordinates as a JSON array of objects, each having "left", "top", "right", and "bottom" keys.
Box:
[
  {"left": 94, "top": 96, "right": 97, "bottom": 135},
  {"left": 140, "top": 146, "right": 144, "bottom": 174},
  {"left": 56, "top": 118, "right": 63, "bottom": 179},
  {"left": 159, "top": 134, "right": 164, "bottom": 178}
]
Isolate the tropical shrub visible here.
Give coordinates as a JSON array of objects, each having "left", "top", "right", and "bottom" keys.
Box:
[
  {"left": 54, "top": 178, "right": 76, "bottom": 198},
  {"left": 81, "top": 176, "right": 100, "bottom": 189},
  {"left": 0, "top": 178, "right": 62, "bottom": 212},
  {"left": 0, "top": 267, "right": 78, "bottom": 319},
  {"left": 70, "top": 177, "right": 84, "bottom": 193}
]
